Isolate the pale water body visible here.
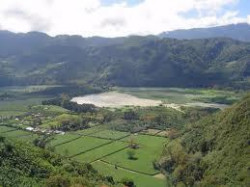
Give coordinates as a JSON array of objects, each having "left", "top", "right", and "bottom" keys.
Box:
[
  {"left": 71, "top": 92, "right": 162, "bottom": 107},
  {"left": 71, "top": 92, "right": 228, "bottom": 109}
]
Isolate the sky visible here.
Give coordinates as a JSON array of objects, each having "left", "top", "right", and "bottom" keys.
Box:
[{"left": 0, "top": 0, "right": 249, "bottom": 37}]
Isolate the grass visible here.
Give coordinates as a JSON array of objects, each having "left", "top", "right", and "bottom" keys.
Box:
[
  {"left": 0, "top": 111, "right": 26, "bottom": 118},
  {"left": 13, "top": 134, "right": 39, "bottom": 143},
  {"left": 31, "top": 105, "right": 69, "bottom": 114},
  {"left": 92, "top": 160, "right": 166, "bottom": 187},
  {"left": 103, "top": 135, "right": 167, "bottom": 175},
  {"left": 0, "top": 97, "right": 49, "bottom": 115},
  {"left": 73, "top": 141, "right": 128, "bottom": 163},
  {"left": 89, "top": 130, "right": 130, "bottom": 140},
  {"left": 0, "top": 125, "right": 16, "bottom": 133},
  {"left": 47, "top": 133, "right": 81, "bottom": 147},
  {"left": 54, "top": 136, "right": 111, "bottom": 157},
  {"left": 72, "top": 126, "right": 106, "bottom": 136},
  {"left": 115, "top": 87, "right": 242, "bottom": 104},
  {"left": 2, "top": 130, "right": 32, "bottom": 137}
]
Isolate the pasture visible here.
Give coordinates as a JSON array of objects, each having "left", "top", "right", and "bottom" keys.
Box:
[
  {"left": 92, "top": 160, "right": 166, "bottom": 187},
  {"left": 54, "top": 136, "right": 111, "bottom": 157},
  {"left": 73, "top": 141, "right": 128, "bottom": 163},
  {"left": 0, "top": 125, "right": 15, "bottom": 133},
  {"left": 103, "top": 135, "right": 167, "bottom": 175},
  {"left": 47, "top": 133, "right": 81, "bottom": 147},
  {"left": 89, "top": 130, "right": 130, "bottom": 140},
  {"left": 115, "top": 87, "right": 242, "bottom": 105},
  {"left": 72, "top": 125, "right": 106, "bottom": 136},
  {"left": 2, "top": 130, "right": 31, "bottom": 137}
]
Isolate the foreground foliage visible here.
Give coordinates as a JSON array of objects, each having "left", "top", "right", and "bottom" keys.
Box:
[{"left": 0, "top": 137, "right": 111, "bottom": 187}]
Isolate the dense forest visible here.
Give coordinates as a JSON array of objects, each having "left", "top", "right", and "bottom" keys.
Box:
[
  {"left": 159, "top": 93, "right": 250, "bottom": 186},
  {"left": 0, "top": 30, "right": 249, "bottom": 89}
]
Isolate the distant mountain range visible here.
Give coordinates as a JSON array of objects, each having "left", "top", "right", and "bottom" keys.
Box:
[
  {"left": 159, "top": 23, "right": 250, "bottom": 42},
  {"left": 0, "top": 23, "right": 249, "bottom": 89}
]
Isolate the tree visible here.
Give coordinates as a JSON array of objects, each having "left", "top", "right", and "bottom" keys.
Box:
[
  {"left": 121, "top": 177, "right": 135, "bottom": 187},
  {"left": 127, "top": 149, "right": 136, "bottom": 160}
]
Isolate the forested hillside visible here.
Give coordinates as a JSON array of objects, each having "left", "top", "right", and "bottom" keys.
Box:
[
  {"left": 160, "top": 93, "right": 250, "bottom": 186},
  {"left": 0, "top": 136, "right": 112, "bottom": 187},
  {"left": 0, "top": 31, "right": 249, "bottom": 89}
]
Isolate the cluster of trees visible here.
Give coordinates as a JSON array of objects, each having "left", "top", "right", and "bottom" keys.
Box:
[
  {"left": 42, "top": 97, "right": 96, "bottom": 113},
  {"left": 0, "top": 136, "right": 113, "bottom": 187}
]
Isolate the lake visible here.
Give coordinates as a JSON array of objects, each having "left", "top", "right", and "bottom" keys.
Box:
[{"left": 71, "top": 91, "right": 228, "bottom": 109}]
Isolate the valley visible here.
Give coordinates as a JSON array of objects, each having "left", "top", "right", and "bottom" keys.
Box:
[
  {"left": 0, "top": 22, "right": 249, "bottom": 187},
  {"left": 0, "top": 85, "right": 246, "bottom": 186}
]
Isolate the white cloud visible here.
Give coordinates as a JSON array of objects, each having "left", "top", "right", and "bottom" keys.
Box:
[{"left": 0, "top": 0, "right": 248, "bottom": 37}]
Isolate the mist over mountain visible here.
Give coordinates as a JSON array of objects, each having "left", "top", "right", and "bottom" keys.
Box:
[{"left": 159, "top": 23, "right": 250, "bottom": 42}]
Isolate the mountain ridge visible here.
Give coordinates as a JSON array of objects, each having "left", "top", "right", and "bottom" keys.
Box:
[
  {"left": 0, "top": 26, "right": 249, "bottom": 89},
  {"left": 159, "top": 23, "right": 250, "bottom": 42}
]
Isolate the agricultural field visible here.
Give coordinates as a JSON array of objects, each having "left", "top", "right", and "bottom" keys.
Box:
[
  {"left": 92, "top": 160, "right": 166, "bottom": 187},
  {"left": 73, "top": 141, "right": 128, "bottom": 163},
  {"left": 0, "top": 125, "right": 15, "bottom": 133},
  {"left": 72, "top": 125, "right": 106, "bottom": 136},
  {"left": 1, "top": 86, "right": 243, "bottom": 186},
  {"left": 2, "top": 129, "right": 31, "bottom": 137},
  {"left": 115, "top": 87, "right": 243, "bottom": 105},
  {"left": 89, "top": 129, "right": 130, "bottom": 140},
  {"left": 0, "top": 126, "right": 39, "bottom": 143},
  {"left": 46, "top": 133, "right": 81, "bottom": 147},
  {"left": 103, "top": 135, "right": 167, "bottom": 175},
  {"left": 54, "top": 136, "right": 111, "bottom": 157}
]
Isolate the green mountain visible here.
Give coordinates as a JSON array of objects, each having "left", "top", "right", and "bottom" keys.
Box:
[
  {"left": 0, "top": 30, "right": 249, "bottom": 88},
  {"left": 159, "top": 23, "right": 250, "bottom": 42},
  {"left": 160, "top": 93, "right": 250, "bottom": 186}
]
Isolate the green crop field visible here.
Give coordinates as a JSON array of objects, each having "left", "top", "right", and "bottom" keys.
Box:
[
  {"left": 47, "top": 134, "right": 81, "bottom": 147},
  {"left": 90, "top": 130, "right": 130, "bottom": 140},
  {"left": 72, "top": 126, "right": 106, "bottom": 136},
  {"left": 115, "top": 87, "right": 242, "bottom": 104},
  {"left": 31, "top": 105, "right": 69, "bottom": 114},
  {"left": 2, "top": 130, "right": 32, "bottom": 137},
  {"left": 13, "top": 134, "right": 39, "bottom": 143},
  {"left": 92, "top": 160, "right": 166, "bottom": 187},
  {"left": 0, "top": 125, "right": 16, "bottom": 133},
  {"left": 0, "top": 111, "right": 26, "bottom": 118},
  {"left": 54, "top": 136, "right": 111, "bottom": 157},
  {"left": 103, "top": 135, "right": 167, "bottom": 175},
  {"left": 73, "top": 141, "right": 128, "bottom": 163}
]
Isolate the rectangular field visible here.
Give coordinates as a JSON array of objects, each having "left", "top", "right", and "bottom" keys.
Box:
[
  {"left": 15, "top": 134, "right": 39, "bottom": 143},
  {"left": 89, "top": 130, "right": 130, "bottom": 140},
  {"left": 2, "top": 130, "right": 32, "bottom": 137},
  {"left": 0, "top": 126, "right": 16, "bottom": 133},
  {"left": 54, "top": 136, "right": 111, "bottom": 157},
  {"left": 47, "top": 134, "right": 81, "bottom": 147},
  {"left": 92, "top": 160, "right": 166, "bottom": 187},
  {"left": 103, "top": 135, "right": 167, "bottom": 175},
  {"left": 72, "top": 126, "right": 105, "bottom": 136},
  {"left": 73, "top": 141, "right": 128, "bottom": 163}
]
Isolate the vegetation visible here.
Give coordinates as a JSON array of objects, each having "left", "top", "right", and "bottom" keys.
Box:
[
  {"left": 0, "top": 31, "right": 249, "bottom": 89},
  {"left": 159, "top": 93, "right": 250, "bottom": 186},
  {"left": 0, "top": 136, "right": 112, "bottom": 187},
  {"left": 0, "top": 85, "right": 248, "bottom": 186}
]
